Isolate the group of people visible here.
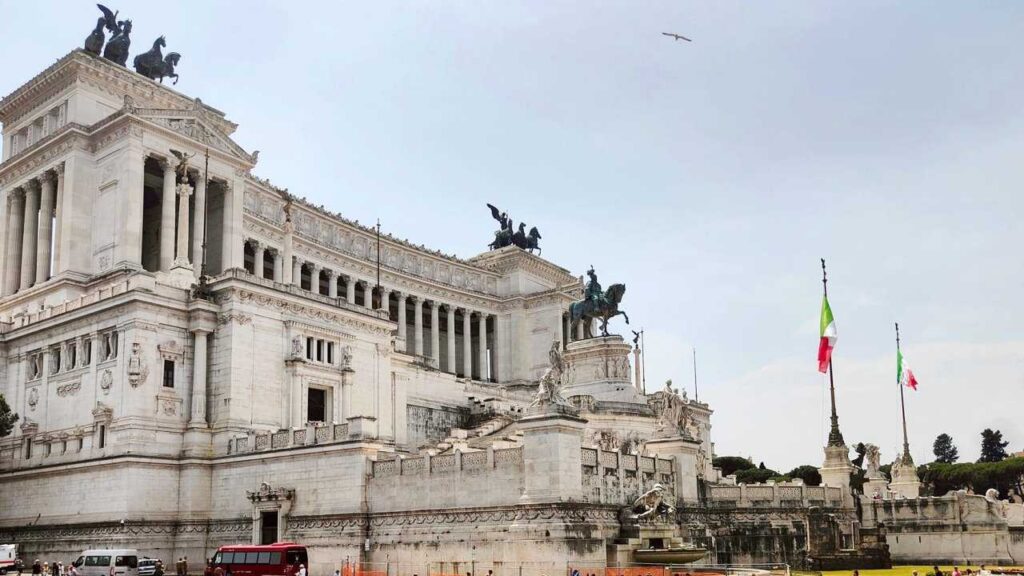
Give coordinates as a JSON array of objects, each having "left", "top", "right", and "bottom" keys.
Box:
[{"left": 29, "top": 559, "right": 79, "bottom": 576}]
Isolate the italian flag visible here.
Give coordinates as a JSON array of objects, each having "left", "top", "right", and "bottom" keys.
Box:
[
  {"left": 897, "top": 349, "right": 918, "bottom": 390},
  {"left": 818, "top": 295, "right": 836, "bottom": 373}
]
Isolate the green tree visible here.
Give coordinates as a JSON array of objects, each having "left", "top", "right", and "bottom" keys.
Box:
[
  {"left": 933, "top": 433, "right": 959, "bottom": 464},
  {"left": 0, "top": 393, "right": 18, "bottom": 438},
  {"left": 787, "top": 465, "right": 822, "bottom": 486},
  {"left": 712, "top": 456, "right": 755, "bottom": 477},
  {"left": 736, "top": 467, "right": 780, "bottom": 484},
  {"left": 979, "top": 429, "right": 1010, "bottom": 463}
]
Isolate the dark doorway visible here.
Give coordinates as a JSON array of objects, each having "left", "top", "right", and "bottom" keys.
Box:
[
  {"left": 260, "top": 510, "right": 278, "bottom": 545},
  {"left": 307, "top": 388, "right": 325, "bottom": 423}
]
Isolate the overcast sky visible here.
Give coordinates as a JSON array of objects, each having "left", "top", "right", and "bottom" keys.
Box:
[{"left": 2, "top": 1, "right": 1022, "bottom": 470}]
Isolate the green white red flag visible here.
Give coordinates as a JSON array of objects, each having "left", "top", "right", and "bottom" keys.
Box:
[
  {"left": 818, "top": 295, "right": 836, "bottom": 373},
  {"left": 897, "top": 349, "right": 918, "bottom": 390}
]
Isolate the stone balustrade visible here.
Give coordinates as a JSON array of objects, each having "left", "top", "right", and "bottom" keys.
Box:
[
  {"left": 707, "top": 482, "right": 844, "bottom": 508},
  {"left": 370, "top": 446, "right": 522, "bottom": 478},
  {"left": 580, "top": 447, "right": 677, "bottom": 506},
  {"left": 0, "top": 275, "right": 155, "bottom": 333},
  {"left": 228, "top": 422, "right": 350, "bottom": 454}
]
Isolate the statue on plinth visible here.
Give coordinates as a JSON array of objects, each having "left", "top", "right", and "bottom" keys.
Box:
[
  {"left": 650, "top": 380, "right": 698, "bottom": 440},
  {"left": 864, "top": 443, "right": 883, "bottom": 478},
  {"left": 170, "top": 149, "right": 194, "bottom": 184},
  {"left": 569, "top": 266, "right": 629, "bottom": 338},
  {"left": 630, "top": 483, "right": 676, "bottom": 521},
  {"left": 530, "top": 340, "right": 573, "bottom": 411}
]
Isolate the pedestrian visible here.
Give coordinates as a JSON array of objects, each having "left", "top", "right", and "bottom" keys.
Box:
[
  {"left": 69, "top": 563, "right": 80, "bottom": 576},
  {"left": 32, "top": 560, "right": 41, "bottom": 576},
  {"left": 177, "top": 558, "right": 184, "bottom": 576},
  {"left": 933, "top": 567, "right": 943, "bottom": 576},
  {"left": 154, "top": 561, "right": 164, "bottom": 576},
  {"left": 980, "top": 566, "right": 991, "bottom": 576},
  {"left": 297, "top": 564, "right": 306, "bottom": 576},
  {"left": 183, "top": 557, "right": 188, "bottom": 576},
  {"left": 954, "top": 566, "right": 962, "bottom": 576},
  {"left": 51, "top": 561, "right": 59, "bottom": 576}
]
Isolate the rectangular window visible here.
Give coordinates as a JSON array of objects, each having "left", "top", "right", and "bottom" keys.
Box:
[
  {"left": 163, "top": 359, "right": 175, "bottom": 388},
  {"left": 306, "top": 337, "right": 314, "bottom": 361},
  {"left": 256, "top": 553, "right": 270, "bottom": 564},
  {"left": 327, "top": 342, "right": 334, "bottom": 365},
  {"left": 219, "top": 553, "right": 233, "bottom": 565},
  {"left": 316, "top": 339, "right": 323, "bottom": 362},
  {"left": 307, "top": 387, "right": 326, "bottom": 423},
  {"left": 77, "top": 437, "right": 83, "bottom": 452},
  {"left": 244, "top": 552, "right": 259, "bottom": 564},
  {"left": 83, "top": 340, "right": 92, "bottom": 365},
  {"left": 85, "top": 557, "right": 110, "bottom": 567},
  {"left": 24, "top": 438, "right": 32, "bottom": 459},
  {"left": 45, "top": 443, "right": 52, "bottom": 457},
  {"left": 51, "top": 349, "right": 61, "bottom": 374},
  {"left": 68, "top": 343, "right": 77, "bottom": 368},
  {"left": 268, "top": 553, "right": 281, "bottom": 565},
  {"left": 98, "top": 424, "right": 106, "bottom": 449}
]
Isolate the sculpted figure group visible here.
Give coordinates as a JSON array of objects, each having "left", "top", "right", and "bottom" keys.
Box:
[
  {"left": 486, "top": 204, "right": 541, "bottom": 253},
  {"left": 84, "top": 4, "right": 182, "bottom": 84}
]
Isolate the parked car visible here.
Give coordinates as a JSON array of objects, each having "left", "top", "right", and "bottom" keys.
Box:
[
  {"left": 137, "top": 558, "right": 160, "bottom": 576},
  {"left": 71, "top": 549, "right": 139, "bottom": 576}
]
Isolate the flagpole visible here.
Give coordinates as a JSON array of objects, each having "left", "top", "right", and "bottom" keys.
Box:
[
  {"left": 896, "top": 322, "right": 911, "bottom": 461},
  {"left": 692, "top": 346, "right": 698, "bottom": 402},
  {"left": 640, "top": 328, "right": 647, "bottom": 395},
  {"left": 822, "top": 258, "right": 845, "bottom": 447},
  {"left": 375, "top": 219, "right": 381, "bottom": 308}
]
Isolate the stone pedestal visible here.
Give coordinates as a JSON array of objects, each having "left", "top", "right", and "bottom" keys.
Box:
[
  {"left": 646, "top": 436, "right": 702, "bottom": 504},
  {"left": 864, "top": 477, "right": 889, "bottom": 500},
  {"left": 563, "top": 335, "right": 643, "bottom": 403},
  {"left": 518, "top": 407, "right": 587, "bottom": 504},
  {"left": 821, "top": 444, "right": 855, "bottom": 508},
  {"left": 889, "top": 455, "right": 922, "bottom": 499},
  {"left": 347, "top": 415, "right": 377, "bottom": 440}
]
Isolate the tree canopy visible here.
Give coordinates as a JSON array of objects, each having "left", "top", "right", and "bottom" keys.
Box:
[
  {"left": 712, "top": 456, "right": 755, "bottom": 477},
  {"left": 933, "top": 433, "right": 959, "bottom": 464},
  {"left": 0, "top": 394, "right": 18, "bottom": 438},
  {"left": 786, "top": 465, "right": 822, "bottom": 486},
  {"left": 979, "top": 429, "right": 1010, "bottom": 463},
  {"left": 920, "top": 457, "right": 1024, "bottom": 499}
]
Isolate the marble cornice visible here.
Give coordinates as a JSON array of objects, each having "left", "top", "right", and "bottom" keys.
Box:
[
  {"left": 1, "top": 50, "right": 235, "bottom": 134},
  {"left": 0, "top": 127, "right": 87, "bottom": 186},
  {"left": 215, "top": 285, "right": 391, "bottom": 338}
]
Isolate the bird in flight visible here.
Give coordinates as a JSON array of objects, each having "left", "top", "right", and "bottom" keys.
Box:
[{"left": 662, "top": 32, "right": 692, "bottom": 42}]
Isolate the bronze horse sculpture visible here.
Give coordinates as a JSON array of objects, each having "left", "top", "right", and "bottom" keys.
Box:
[
  {"left": 134, "top": 36, "right": 181, "bottom": 84},
  {"left": 569, "top": 283, "right": 628, "bottom": 338},
  {"left": 97, "top": 4, "right": 132, "bottom": 66}
]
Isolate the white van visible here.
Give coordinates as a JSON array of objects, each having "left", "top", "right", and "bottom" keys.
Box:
[
  {"left": 0, "top": 544, "right": 19, "bottom": 575},
  {"left": 72, "top": 550, "right": 139, "bottom": 576}
]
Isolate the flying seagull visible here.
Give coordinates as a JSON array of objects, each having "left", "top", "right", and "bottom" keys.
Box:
[{"left": 662, "top": 32, "right": 692, "bottom": 42}]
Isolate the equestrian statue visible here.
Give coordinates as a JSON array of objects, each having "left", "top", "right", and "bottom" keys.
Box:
[
  {"left": 569, "top": 266, "right": 629, "bottom": 338},
  {"left": 486, "top": 204, "right": 542, "bottom": 254},
  {"left": 133, "top": 36, "right": 182, "bottom": 84}
]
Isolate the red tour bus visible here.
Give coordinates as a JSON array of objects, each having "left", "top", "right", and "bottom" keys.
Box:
[{"left": 206, "top": 544, "right": 308, "bottom": 576}]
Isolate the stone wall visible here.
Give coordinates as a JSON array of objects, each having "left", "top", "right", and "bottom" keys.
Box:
[
  {"left": 708, "top": 482, "right": 845, "bottom": 508},
  {"left": 579, "top": 448, "right": 676, "bottom": 506},
  {"left": 863, "top": 492, "right": 1022, "bottom": 564},
  {"left": 406, "top": 403, "right": 468, "bottom": 448},
  {"left": 368, "top": 447, "right": 525, "bottom": 512}
]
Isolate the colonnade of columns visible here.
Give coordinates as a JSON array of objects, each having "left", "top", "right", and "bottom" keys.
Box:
[
  {"left": 2, "top": 165, "right": 64, "bottom": 296},
  {"left": 242, "top": 237, "right": 500, "bottom": 382}
]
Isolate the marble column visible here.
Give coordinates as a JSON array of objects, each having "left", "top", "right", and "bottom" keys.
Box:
[
  {"left": 282, "top": 221, "right": 294, "bottom": 284},
  {"left": 309, "top": 263, "right": 321, "bottom": 293},
  {"left": 576, "top": 320, "right": 585, "bottom": 341},
  {"left": 4, "top": 188, "right": 24, "bottom": 296},
  {"left": 20, "top": 180, "right": 39, "bottom": 290},
  {"left": 380, "top": 288, "right": 392, "bottom": 318},
  {"left": 346, "top": 276, "right": 356, "bottom": 304},
  {"left": 35, "top": 171, "right": 55, "bottom": 284},
  {"left": 220, "top": 182, "right": 234, "bottom": 271},
  {"left": 429, "top": 301, "right": 440, "bottom": 368},
  {"left": 362, "top": 282, "right": 374, "bottom": 309},
  {"left": 413, "top": 297, "right": 424, "bottom": 357},
  {"left": 462, "top": 310, "right": 473, "bottom": 379},
  {"left": 272, "top": 249, "right": 283, "bottom": 282},
  {"left": 397, "top": 292, "right": 408, "bottom": 349},
  {"left": 492, "top": 314, "right": 501, "bottom": 383},
  {"left": 173, "top": 181, "right": 192, "bottom": 268},
  {"left": 191, "top": 174, "right": 207, "bottom": 278},
  {"left": 291, "top": 258, "right": 302, "bottom": 287},
  {"left": 252, "top": 241, "right": 266, "bottom": 278},
  {"left": 189, "top": 330, "right": 209, "bottom": 427},
  {"left": 159, "top": 160, "right": 175, "bottom": 271},
  {"left": 446, "top": 305, "right": 456, "bottom": 374},
  {"left": 478, "top": 313, "right": 489, "bottom": 382},
  {"left": 327, "top": 270, "right": 338, "bottom": 298}
]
